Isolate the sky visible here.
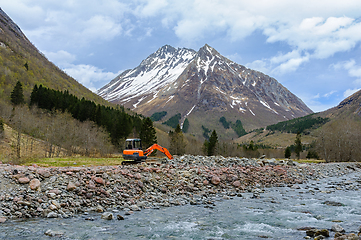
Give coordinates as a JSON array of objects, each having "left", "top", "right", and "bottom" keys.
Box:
[{"left": 1, "top": 0, "right": 361, "bottom": 112}]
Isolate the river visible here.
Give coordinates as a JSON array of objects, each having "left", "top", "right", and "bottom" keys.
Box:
[{"left": 1, "top": 171, "right": 360, "bottom": 239}]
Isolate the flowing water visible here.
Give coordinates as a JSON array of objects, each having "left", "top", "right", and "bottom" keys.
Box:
[{"left": 1, "top": 171, "right": 360, "bottom": 240}]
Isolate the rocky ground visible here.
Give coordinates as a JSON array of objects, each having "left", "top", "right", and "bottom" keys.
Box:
[{"left": 0, "top": 155, "right": 361, "bottom": 238}]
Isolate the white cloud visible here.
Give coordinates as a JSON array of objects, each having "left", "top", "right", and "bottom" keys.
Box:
[
  {"left": 298, "top": 92, "right": 338, "bottom": 113},
  {"left": 133, "top": 0, "right": 361, "bottom": 73},
  {"left": 2, "top": 0, "right": 129, "bottom": 49},
  {"left": 323, "top": 90, "right": 337, "bottom": 98},
  {"left": 42, "top": 50, "right": 120, "bottom": 91},
  {"left": 43, "top": 50, "right": 76, "bottom": 66},
  {"left": 135, "top": 0, "right": 168, "bottom": 17},
  {"left": 245, "top": 60, "right": 270, "bottom": 75},
  {"left": 333, "top": 59, "right": 361, "bottom": 85},
  {"left": 80, "top": 15, "right": 122, "bottom": 41},
  {"left": 246, "top": 50, "right": 310, "bottom": 76},
  {"left": 313, "top": 93, "right": 320, "bottom": 99},
  {"left": 5, "top": 1, "right": 361, "bottom": 75},
  {"left": 64, "top": 64, "right": 121, "bottom": 92},
  {"left": 343, "top": 88, "right": 361, "bottom": 98}
]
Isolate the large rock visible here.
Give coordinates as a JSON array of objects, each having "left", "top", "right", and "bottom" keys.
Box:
[
  {"left": 50, "top": 200, "right": 61, "bottom": 209},
  {"left": 211, "top": 176, "right": 220, "bottom": 185},
  {"left": 95, "top": 205, "right": 104, "bottom": 213},
  {"left": 47, "top": 211, "right": 58, "bottom": 218},
  {"left": 129, "top": 205, "right": 140, "bottom": 211},
  {"left": 101, "top": 212, "right": 113, "bottom": 220},
  {"left": 67, "top": 182, "right": 76, "bottom": 191},
  {"left": 18, "top": 177, "right": 30, "bottom": 184},
  {"left": 334, "top": 233, "right": 360, "bottom": 240},
  {"left": 29, "top": 178, "right": 41, "bottom": 190},
  {"left": 94, "top": 177, "right": 105, "bottom": 185},
  {"left": 332, "top": 224, "right": 345, "bottom": 233},
  {"left": 44, "top": 229, "right": 64, "bottom": 237},
  {"left": 315, "top": 229, "right": 330, "bottom": 237},
  {"left": 37, "top": 169, "right": 51, "bottom": 178},
  {"left": 232, "top": 180, "right": 241, "bottom": 188}
]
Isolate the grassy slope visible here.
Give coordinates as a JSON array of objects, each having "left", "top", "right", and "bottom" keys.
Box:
[
  {"left": 234, "top": 130, "right": 316, "bottom": 148},
  {"left": 0, "top": 11, "right": 110, "bottom": 106}
]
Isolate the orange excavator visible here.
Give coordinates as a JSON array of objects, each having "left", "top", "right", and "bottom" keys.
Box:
[{"left": 122, "top": 138, "right": 173, "bottom": 164}]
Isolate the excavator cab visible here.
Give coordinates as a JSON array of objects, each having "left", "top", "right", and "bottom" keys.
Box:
[
  {"left": 122, "top": 139, "right": 147, "bottom": 164},
  {"left": 125, "top": 138, "right": 142, "bottom": 150}
]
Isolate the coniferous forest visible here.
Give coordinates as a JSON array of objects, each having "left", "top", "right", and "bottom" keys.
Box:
[{"left": 29, "top": 84, "right": 145, "bottom": 147}]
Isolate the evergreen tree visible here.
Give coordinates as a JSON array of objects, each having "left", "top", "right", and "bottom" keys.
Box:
[
  {"left": 0, "top": 118, "right": 4, "bottom": 139},
  {"left": 30, "top": 84, "right": 39, "bottom": 106},
  {"left": 162, "top": 113, "right": 181, "bottom": 129},
  {"left": 219, "top": 116, "right": 230, "bottom": 129},
  {"left": 285, "top": 146, "right": 291, "bottom": 158},
  {"left": 306, "top": 150, "right": 319, "bottom": 159},
  {"left": 182, "top": 118, "right": 189, "bottom": 133},
  {"left": 10, "top": 81, "right": 25, "bottom": 106},
  {"left": 294, "top": 132, "right": 302, "bottom": 159},
  {"left": 24, "top": 62, "right": 29, "bottom": 71},
  {"left": 232, "top": 120, "right": 247, "bottom": 137},
  {"left": 205, "top": 130, "right": 218, "bottom": 156},
  {"left": 169, "top": 124, "right": 186, "bottom": 155},
  {"left": 140, "top": 117, "right": 157, "bottom": 149}
]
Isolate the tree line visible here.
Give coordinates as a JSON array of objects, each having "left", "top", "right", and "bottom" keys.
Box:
[
  {"left": 29, "top": 84, "right": 145, "bottom": 147},
  {"left": 266, "top": 115, "right": 329, "bottom": 134}
]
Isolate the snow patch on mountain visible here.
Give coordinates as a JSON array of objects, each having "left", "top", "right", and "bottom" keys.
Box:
[{"left": 98, "top": 46, "right": 197, "bottom": 104}]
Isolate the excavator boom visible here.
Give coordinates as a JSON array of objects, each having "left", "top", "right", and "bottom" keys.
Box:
[{"left": 144, "top": 144, "right": 173, "bottom": 160}]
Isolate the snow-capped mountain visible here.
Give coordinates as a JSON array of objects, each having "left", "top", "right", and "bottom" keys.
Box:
[{"left": 98, "top": 44, "right": 313, "bottom": 138}]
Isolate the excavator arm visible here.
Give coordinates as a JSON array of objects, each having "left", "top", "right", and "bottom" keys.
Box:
[{"left": 144, "top": 144, "right": 173, "bottom": 160}]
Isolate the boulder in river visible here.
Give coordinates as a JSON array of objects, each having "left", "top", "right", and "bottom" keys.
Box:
[
  {"left": 332, "top": 223, "right": 345, "bottom": 233},
  {"left": 44, "top": 229, "right": 64, "bottom": 237},
  {"left": 47, "top": 211, "right": 58, "bottom": 218},
  {"left": 322, "top": 201, "right": 344, "bottom": 206},
  {"left": 101, "top": 212, "right": 113, "bottom": 220}
]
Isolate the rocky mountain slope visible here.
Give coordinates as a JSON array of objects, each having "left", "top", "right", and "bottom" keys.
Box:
[
  {"left": 0, "top": 8, "right": 108, "bottom": 105},
  {"left": 98, "top": 44, "right": 313, "bottom": 139},
  {"left": 320, "top": 89, "right": 361, "bottom": 119}
]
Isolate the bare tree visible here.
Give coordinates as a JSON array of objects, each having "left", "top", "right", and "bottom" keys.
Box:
[{"left": 316, "top": 118, "right": 361, "bottom": 162}]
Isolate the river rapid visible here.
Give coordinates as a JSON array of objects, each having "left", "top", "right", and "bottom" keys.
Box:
[{"left": 1, "top": 170, "right": 360, "bottom": 240}]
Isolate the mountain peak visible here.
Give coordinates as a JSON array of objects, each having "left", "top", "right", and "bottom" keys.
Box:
[
  {"left": 98, "top": 44, "right": 313, "bottom": 138},
  {"left": 198, "top": 44, "right": 219, "bottom": 56}
]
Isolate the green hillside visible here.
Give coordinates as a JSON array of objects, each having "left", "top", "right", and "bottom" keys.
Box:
[{"left": 0, "top": 9, "right": 109, "bottom": 106}]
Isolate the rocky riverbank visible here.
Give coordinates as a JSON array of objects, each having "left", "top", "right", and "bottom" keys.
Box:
[{"left": 0, "top": 155, "right": 360, "bottom": 226}]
